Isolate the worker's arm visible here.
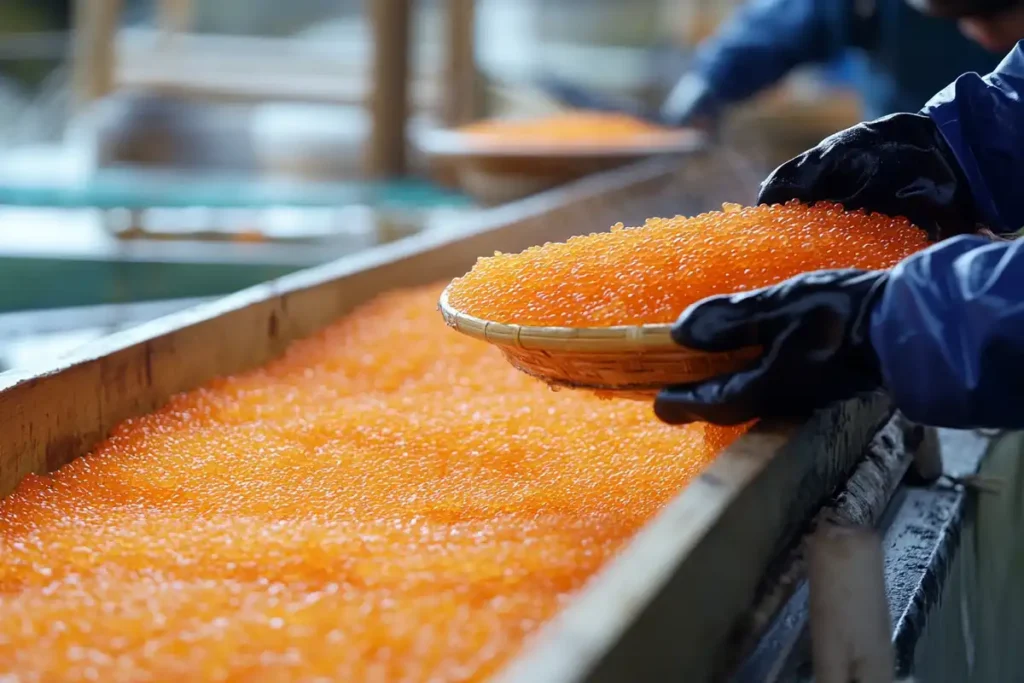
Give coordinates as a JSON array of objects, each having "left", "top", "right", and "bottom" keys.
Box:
[
  {"left": 872, "top": 235, "right": 1024, "bottom": 429},
  {"left": 662, "top": 0, "right": 850, "bottom": 125},
  {"left": 654, "top": 235, "right": 1024, "bottom": 429},
  {"left": 921, "top": 41, "right": 1024, "bottom": 233}
]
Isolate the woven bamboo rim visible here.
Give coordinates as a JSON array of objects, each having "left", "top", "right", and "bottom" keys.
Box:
[{"left": 438, "top": 285, "right": 761, "bottom": 400}]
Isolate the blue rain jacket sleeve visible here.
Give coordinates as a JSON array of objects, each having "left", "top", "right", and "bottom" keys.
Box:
[
  {"left": 922, "top": 41, "right": 1024, "bottom": 233},
  {"left": 870, "top": 235, "right": 1024, "bottom": 429},
  {"left": 690, "top": 0, "right": 848, "bottom": 103}
]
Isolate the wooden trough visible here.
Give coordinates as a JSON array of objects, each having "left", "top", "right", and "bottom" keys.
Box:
[{"left": 0, "top": 158, "right": 896, "bottom": 681}]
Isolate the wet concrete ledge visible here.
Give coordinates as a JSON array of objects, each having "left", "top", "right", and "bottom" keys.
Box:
[{"left": 732, "top": 427, "right": 990, "bottom": 682}]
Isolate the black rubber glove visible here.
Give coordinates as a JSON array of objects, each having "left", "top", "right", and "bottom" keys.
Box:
[
  {"left": 758, "top": 113, "right": 979, "bottom": 241},
  {"left": 654, "top": 269, "right": 888, "bottom": 426}
]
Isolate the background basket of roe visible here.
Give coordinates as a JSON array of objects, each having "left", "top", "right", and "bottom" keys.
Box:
[
  {"left": 0, "top": 158, "right": 889, "bottom": 682},
  {"left": 416, "top": 113, "right": 708, "bottom": 205}
]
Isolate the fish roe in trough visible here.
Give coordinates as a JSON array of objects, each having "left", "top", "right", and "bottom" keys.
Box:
[
  {"left": 446, "top": 201, "right": 930, "bottom": 328},
  {"left": 0, "top": 284, "right": 749, "bottom": 681}
]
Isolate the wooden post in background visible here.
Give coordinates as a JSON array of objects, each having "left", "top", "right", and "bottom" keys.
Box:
[
  {"left": 72, "top": 0, "right": 122, "bottom": 110},
  {"left": 442, "top": 0, "right": 477, "bottom": 128},
  {"left": 808, "top": 525, "right": 895, "bottom": 683},
  {"left": 367, "top": 0, "right": 412, "bottom": 178}
]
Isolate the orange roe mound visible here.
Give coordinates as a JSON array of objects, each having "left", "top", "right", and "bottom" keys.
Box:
[
  {"left": 459, "top": 111, "right": 672, "bottom": 145},
  {"left": 0, "top": 285, "right": 749, "bottom": 682},
  {"left": 447, "top": 201, "right": 930, "bottom": 327}
]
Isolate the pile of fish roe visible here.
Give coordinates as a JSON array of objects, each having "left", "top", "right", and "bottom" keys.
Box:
[
  {"left": 459, "top": 111, "right": 673, "bottom": 145},
  {"left": 0, "top": 285, "right": 748, "bottom": 681},
  {"left": 447, "top": 201, "right": 930, "bottom": 327}
]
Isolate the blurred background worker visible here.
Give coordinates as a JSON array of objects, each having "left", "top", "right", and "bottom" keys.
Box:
[
  {"left": 657, "top": 0, "right": 1024, "bottom": 126},
  {"left": 540, "top": 0, "right": 1020, "bottom": 164},
  {"left": 654, "top": 40, "right": 1024, "bottom": 430}
]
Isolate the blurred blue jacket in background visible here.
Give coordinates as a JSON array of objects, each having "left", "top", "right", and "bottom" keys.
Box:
[{"left": 691, "top": 0, "right": 1001, "bottom": 118}]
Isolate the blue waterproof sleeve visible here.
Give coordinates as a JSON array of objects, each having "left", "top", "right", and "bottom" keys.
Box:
[
  {"left": 922, "top": 41, "right": 1024, "bottom": 233},
  {"left": 690, "top": 0, "right": 848, "bottom": 103},
  {"left": 870, "top": 235, "right": 1024, "bottom": 429}
]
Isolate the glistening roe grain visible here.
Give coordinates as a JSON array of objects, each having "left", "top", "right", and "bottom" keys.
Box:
[
  {"left": 446, "top": 201, "right": 930, "bottom": 327},
  {"left": 0, "top": 285, "right": 749, "bottom": 681}
]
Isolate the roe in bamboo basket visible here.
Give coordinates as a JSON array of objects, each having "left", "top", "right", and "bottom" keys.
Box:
[
  {"left": 0, "top": 285, "right": 749, "bottom": 682},
  {"left": 446, "top": 201, "right": 930, "bottom": 328}
]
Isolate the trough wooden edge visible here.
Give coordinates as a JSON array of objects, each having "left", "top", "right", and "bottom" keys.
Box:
[{"left": 496, "top": 395, "right": 892, "bottom": 683}]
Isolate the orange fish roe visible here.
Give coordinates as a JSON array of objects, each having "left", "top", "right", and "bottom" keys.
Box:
[
  {"left": 0, "top": 285, "right": 748, "bottom": 682},
  {"left": 447, "top": 201, "right": 930, "bottom": 327},
  {"left": 459, "top": 111, "right": 671, "bottom": 145}
]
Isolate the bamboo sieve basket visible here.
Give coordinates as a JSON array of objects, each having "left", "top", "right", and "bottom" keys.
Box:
[{"left": 438, "top": 286, "right": 761, "bottom": 400}]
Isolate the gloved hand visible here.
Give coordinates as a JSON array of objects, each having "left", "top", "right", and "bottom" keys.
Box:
[
  {"left": 654, "top": 269, "right": 888, "bottom": 426},
  {"left": 758, "top": 113, "right": 980, "bottom": 241},
  {"left": 659, "top": 73, "right": 723, "bottom": 131},
  {"left": 534, "top": 75, "right": 664, "bottom": 125}
]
